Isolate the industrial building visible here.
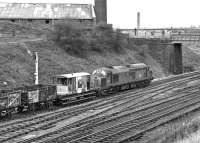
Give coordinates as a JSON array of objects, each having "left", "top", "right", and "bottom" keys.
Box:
[
  {"left": 0, "top": 0, "right": 108, "bottom": 25},
  {"left": 0, "top": 2, "right": 95, "bottom": 25}
]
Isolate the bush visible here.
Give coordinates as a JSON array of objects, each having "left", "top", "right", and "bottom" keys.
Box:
[
  {"left": 90, "top": 23, "right": 125, "bottom": 53},
  {"left": 49, "top": 21, "right": 88, "bottom": 57},
  {"left": 48, "top": 20, "right": 127, "bottom": 57}
]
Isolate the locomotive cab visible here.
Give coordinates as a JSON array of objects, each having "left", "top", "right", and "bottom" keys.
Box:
[{"left": 52, "top": 72, "right": 91, "bottom": 96}]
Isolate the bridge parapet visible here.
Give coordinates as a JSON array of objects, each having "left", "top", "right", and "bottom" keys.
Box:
[
  {"left": 170, "top": 34, "right": 200, "bottom": 42},
  {"left": 120, "top": 28, "right": 200, "bottom": 42}
]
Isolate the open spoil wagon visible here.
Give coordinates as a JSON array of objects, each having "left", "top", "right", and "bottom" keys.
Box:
[{"left": 0, "top": 84, "right": 56, "bottom": 117}]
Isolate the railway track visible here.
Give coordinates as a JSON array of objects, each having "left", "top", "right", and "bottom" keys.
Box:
[
  {"left": 31, "top": 85, "right": 200, "bottom": 143},
  {"left": 0, "top": 71, "right": 198, "bottom": 128},
  {"left": 45, "top": 86, "right": 200, "bottom": 143},
  {"left": 98, "top": 94, "right": 200, "bottom": 143},
  {"left": 5, "top": 72, "right": 199, "bottom": 143}
]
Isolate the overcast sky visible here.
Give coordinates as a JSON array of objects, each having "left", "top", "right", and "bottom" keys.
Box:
[{"left": 0, "top": 0, "right": 199, "bottom": 29}]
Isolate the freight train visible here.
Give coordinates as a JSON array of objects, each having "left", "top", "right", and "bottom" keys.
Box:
[{"left": 0, "top": 63, "right": 153, "bottom": 117}]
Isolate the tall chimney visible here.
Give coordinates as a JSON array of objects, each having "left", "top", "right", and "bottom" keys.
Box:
[
  {"left": 137, "top": 12, "right": 140, "bottom": 29},
  {"left": 94, "top": 0, "right": 107, "bottom": 24}
]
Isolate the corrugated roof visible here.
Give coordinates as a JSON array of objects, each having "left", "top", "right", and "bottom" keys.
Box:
[
  {"left": 0, "top": 3, "right": 94, "bottom": 19},
  {"left": 56, "top": 72, "right": 90, "bottom": 78},
  {"left": 127, "top": 63, "right": 147, "bottom": 69}
]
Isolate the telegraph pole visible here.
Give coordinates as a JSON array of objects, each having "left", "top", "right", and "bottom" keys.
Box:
[{"left": 35, "top": 52, "right": 39, "bottom": 85}]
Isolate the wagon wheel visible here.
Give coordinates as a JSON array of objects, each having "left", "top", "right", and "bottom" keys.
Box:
[
  {"left": 7, "top": 111, "right": 12, "bottom": 119},
  {"left": 17, "top": 106, "right": 24, "bottom": 113}
]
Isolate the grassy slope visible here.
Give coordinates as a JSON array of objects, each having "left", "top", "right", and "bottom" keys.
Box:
[
  {"left": 0, "top": 39, "right": 165, "bottom": 89},
  {"left": 0, "top": 22, "right": 167, "bottom": 89},
  {"left": 182, "top": 43, "right": 200, "bottom": 69},
  {"left": 1, "top": 22, "right": 200, "bottom": 142},
  {"left": 1, "top": 22, "right": 200, "bottom": 89}
]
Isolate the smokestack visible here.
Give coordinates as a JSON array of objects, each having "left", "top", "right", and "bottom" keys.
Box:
[
  {"left": 94, "top": 0, "right": 107, "bottom": 24},
  {"left": 137, "top": 12, "right": 140, "bottom": 29}
]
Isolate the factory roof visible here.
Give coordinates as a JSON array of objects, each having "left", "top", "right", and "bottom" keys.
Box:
[{"left": 0, "top": 3, "right": 94, "bottom": 19}]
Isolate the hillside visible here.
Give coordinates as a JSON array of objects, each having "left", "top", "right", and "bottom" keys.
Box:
[
  {"left": 0, "top": 21, "right": 199, "bottom": 89},
  {"left": 0, "top": 39, "right": 164, "bottom": 89},
  {"left": 182, "top": 43, "right": 200, "bottom": 69}
]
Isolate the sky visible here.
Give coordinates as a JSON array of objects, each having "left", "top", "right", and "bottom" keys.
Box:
[{"left": 0, "top": 0, "right": 199, "bottom": 29}]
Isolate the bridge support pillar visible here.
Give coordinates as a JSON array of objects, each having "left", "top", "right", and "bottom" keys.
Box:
[{"left": 170, "top": 42, "right": 183, "bottom": 75}]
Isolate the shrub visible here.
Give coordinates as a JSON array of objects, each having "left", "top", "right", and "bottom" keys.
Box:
[
  {"left": 49, "top": 21, "right": 88, "bottom": 57},
  {"left": 90, "top": 23, "right": 125, "bottom": 53},
  {"left": 48, "top": 20, "right": 127, "bottom": 57}
]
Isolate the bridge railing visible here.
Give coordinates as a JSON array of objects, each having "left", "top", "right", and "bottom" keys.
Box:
[
  {"left": 170, "top": 34, "right": 200, "bottom": 42},
  {"left": 127, "top": 33, "right": 200, "bottom": 42},
  {"left": 120, "top": 29, "right": 200, "bottom": 42}
]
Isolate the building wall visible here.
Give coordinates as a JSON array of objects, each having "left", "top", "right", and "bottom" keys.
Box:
[
  {"left": 0, "top": 18, "right": 94, "bottom": 26},
  {"left": 0, "top": 18, "right": 94, "bottom": 38}
]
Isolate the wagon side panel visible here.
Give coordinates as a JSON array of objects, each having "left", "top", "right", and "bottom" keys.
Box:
[{"left": 8, "top": 91, "right": 21, "bottom": 108}]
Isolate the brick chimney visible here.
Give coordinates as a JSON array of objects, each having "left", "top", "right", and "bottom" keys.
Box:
[{"left": 94, "top": 0, "right": 107, "bottom": 24}]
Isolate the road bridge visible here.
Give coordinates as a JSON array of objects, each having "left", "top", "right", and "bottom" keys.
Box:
[
  {"left": 170, "top": 34, "right": 200, "bottom": 42},
  {"left": 120, "top": 28, "right": 200, "bottom": 75},
  {"left": 120, "top": 28, "right": 200, "bottom": 42}
]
